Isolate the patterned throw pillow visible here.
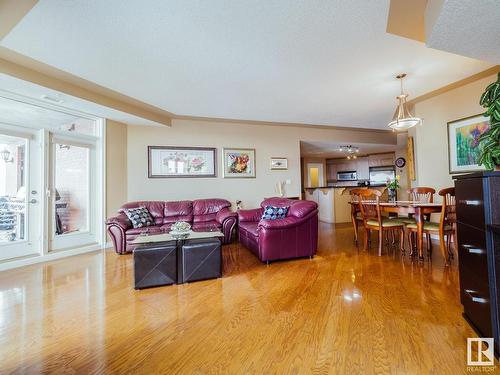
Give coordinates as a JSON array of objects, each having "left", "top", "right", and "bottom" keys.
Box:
[
  {"left": 124, "top": 207, "right": 154, "bottom": 228},
  {"left": 261, "top": 205, "right": 289, "bottom": 220}
]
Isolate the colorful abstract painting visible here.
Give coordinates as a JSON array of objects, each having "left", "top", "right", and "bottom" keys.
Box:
[{"left": 448, "top": 115, "right": 490, "bottom": 174}]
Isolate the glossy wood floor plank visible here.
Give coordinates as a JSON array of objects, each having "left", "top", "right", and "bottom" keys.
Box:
[{"left": 0, "top": 223, "right": 488, "bottom": 374}]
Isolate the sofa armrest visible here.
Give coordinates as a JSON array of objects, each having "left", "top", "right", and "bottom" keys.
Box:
[
  {"left": 106, "top": 213, "right": 132, "bottom": 231},
  {"left": 216, "top": 208, "right": 238, "bottom": 224},
  {"left": 238, "top": 208, "right": 263, "bottom": 222},
  {"left": 258, "top": 217, "right": 301, "bottom": 229}
]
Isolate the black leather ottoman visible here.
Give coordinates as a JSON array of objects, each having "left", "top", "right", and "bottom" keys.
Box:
[
  {"left": 179, "top": 238, "right": 222, "bottom": 283},
  {"left": 133, "top": 241, "right": 177, "bottom": 289}
]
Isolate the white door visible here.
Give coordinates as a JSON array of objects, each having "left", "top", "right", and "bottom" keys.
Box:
[{"left": 0, "top": 126, "right": 42, "bottom": 261}]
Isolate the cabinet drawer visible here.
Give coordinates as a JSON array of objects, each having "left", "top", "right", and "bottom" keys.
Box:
[
  {"left": 461, "top": 274, "right": 493, "bottom": 338},
  {"left": 456, "top": 178, "right": 485, "bottom": 230},
  {"left": 457, "top": 223, "right": 489, "bottom": 286}
]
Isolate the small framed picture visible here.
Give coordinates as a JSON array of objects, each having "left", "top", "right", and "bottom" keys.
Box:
[
  {"left": 270, "top": 157, "right": 288, "bottom": 170},
  {"left": 222, "top": 148, "right": 256, "bottom": 178},
  {"left": 148, "top": 146, "right": 216, "bottom": 178},
  {"left": 447, "top": 114, "right": 490, "bottom": 174}
]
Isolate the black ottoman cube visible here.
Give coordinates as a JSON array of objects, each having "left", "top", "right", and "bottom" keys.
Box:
[
  {"left": 133, "top": 241, "right": 177, "bottom": 289},
  {"left": 179, "top": 238, "right": 222, "bottom": 283}
]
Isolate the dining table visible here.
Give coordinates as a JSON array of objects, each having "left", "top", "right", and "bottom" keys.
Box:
[{"left": 350, "top": 200, "right": 443, "bottom": 261}]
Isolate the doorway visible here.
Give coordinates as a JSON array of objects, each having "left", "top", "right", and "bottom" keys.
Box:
[
  {"left": 307, "top": 163, "right": 324, "bottom": 187},
  {"left": 0, "top": 93, "right": 104, "bottom": 264}
]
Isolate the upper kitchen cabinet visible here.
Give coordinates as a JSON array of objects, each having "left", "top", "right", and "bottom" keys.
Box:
[
  {"left": 326, "top": 162, "right": 337, "bottom": 181},
  {"left": 368, "top": 153, "right": 395, "bottom": 167},
  {"left": 356, "top": 157, "right": 369, "bottom": 180}
]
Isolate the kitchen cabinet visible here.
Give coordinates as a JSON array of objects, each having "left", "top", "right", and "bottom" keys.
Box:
[
  {"left": 326, "top": 153, "right": 394, "bottom": 181},
  {"left": 305, "top": 188, "right": 334, "bottom": 223},
  {"left": 356, "top": 157, "right": 369, "bottom": 180},
  {"left": 326, "top": 163, "right": 337, "bottom": 181},
  {"left": 368, "top": 153, "right": 395, "bottom": 167}
]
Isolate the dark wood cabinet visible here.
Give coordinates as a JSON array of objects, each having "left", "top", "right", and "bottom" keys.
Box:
[{"left": 454, "top": 171, "right": 500, "bottom": 355}]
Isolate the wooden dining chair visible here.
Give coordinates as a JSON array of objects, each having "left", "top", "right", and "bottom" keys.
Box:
[
  {"left": 354, "top": 188, "right": 405, "bottom": 256},
  {"left": 396, "top": 187, "right": 436, "bottom": 223},
  {"left": 395, "top": 187, "right": 436, "bottom": 254},
  {"left": 349, "top": 188, "right": 365, "bottom": 244},
  {"left": 407, "top": 187, "right": 456, "bottom": 264},
  {"left": 409, "top": 187, "right": 436, "bottom": 203}
]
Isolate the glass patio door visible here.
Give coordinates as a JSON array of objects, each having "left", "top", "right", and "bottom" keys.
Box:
[
  {"left": 0, "top": 127, "right": 42, "bottom": 261},
  {"left": 49, "top": 135, "right": 96, "bottom": 251}
]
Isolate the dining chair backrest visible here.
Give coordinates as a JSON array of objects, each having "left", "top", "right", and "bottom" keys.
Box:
[
  {"left": 409, "top": 187, "right": 435, "bottom": 203},
  {"left": 349, "top": 188, "right": 366, "bottom": 204},
  {"left": 353, "top": 188, "right": 382, "bottom": 226},
  {"left": 438, "top": 187, "right": 456, "bottom": 232}
]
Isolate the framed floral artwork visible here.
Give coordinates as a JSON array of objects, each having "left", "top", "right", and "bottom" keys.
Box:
[
  {"left": 447, "top": 114, "right": 490, "bottom": 174},
  {"left": 222, "top": 148, "right": 256, "bottom": 178},
  {"left": 148, "top": 146, "right": 216, "bottom": 178}
]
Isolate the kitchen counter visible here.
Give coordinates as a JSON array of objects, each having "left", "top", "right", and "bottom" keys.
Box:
[{"left": 304, "top": 185, "right": 388, "bottom": 224}]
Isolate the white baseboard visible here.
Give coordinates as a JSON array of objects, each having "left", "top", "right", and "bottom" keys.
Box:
[{"left": 0, "top": 243, "right": 107, "bottom": 272}]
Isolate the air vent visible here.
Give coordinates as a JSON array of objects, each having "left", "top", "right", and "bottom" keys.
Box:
[{"left": 41, "top": 95, "right": 64, "bottom": 103}]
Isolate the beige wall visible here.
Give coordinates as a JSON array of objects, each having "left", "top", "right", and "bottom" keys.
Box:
[
  {"left": 106, "top": 120, "right": 127, "bottom": 217},
  {"left": 126, "top": 119, "right": 396, "bottom": 209},
  {"left": 409, "top": 74, "right": 495, "bottom": 194}
]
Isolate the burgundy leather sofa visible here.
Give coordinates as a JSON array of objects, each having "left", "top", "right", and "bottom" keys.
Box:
[
  {"left": 238, "top": 197, "right": 319, "bottom": 263},
  {"left": 106, "top": 199, "right": 237, "bottom": 254}
]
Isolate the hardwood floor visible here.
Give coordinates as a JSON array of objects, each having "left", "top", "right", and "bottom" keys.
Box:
[{"left": 0, "top": 223, "right": 486, "bottom": 374}]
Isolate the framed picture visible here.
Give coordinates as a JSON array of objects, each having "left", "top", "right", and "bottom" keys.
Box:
[
  {"left": 447, "top": 114, "right": 490, "bottom": 174},
  {"left": 270, "top": 157, "right": 288, "bottom": 170},
  {"left": 407, "top": 136, "right": 415, "bottom": 181},
  {"left": 148, "top": 146, "right": 216, "bottom": 178},
  {"left": 222, "top": 148, "right": 256, "bottom": 178}
]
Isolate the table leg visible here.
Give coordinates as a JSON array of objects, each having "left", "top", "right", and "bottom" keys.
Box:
[{"left": 415, "top": 207, "right": 424, "bottom": 262}]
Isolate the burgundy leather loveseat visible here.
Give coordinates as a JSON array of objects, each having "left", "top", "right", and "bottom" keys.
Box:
[
  {"left": 106, "top": 199, "right": 237, "bottom": 254},
  {"left": 238, "top": 197, "right": 319, "bottom": 263}
]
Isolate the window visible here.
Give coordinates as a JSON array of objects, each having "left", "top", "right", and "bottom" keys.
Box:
[
  {"left": 0, "top": 136, "right": 27, "bottom": 244},
  {"left": 54, "top": 144, "right": 90, "bottom": 236}
]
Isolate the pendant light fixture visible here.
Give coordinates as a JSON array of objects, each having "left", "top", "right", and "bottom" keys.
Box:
[
  {"left": 339, "top": 145, "right": 359, "bottom": 159},
  {"left": 388, "top": 73, "right": 421, "bottom": 131}
]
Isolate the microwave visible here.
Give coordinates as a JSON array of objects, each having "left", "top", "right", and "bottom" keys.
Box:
[{"left": 337, "top": 171, "right": 357, "bottom": 181}]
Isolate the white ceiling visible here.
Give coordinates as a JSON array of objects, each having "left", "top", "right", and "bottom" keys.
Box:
[
  {"left": 1, "top": 0, "right": 493, "bottom": 129},
  {"left": 426, "top": 0, "right": 500, "bottom": 64}
]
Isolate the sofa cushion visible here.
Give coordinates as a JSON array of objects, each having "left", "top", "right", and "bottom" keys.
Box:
[
  {"left": 126, "top": 226, "right": 163, "bottom": 236},
  {"left": 192, "top": 221, "right": 222, "bottom": 232},
  {"left": 163, "top": 201, "right": 193, "bottom": 225},
  {"left": 123, "top": 207, "right": 154, "bottom": 228},
  {"left": 238, "top": 222, "right": 259, "bottom": 237},
  {"left": 261, "top": 205, "right": 289, "bottom": 220},
  {"left": 193, "top": 199, "right": 231, "bottom": 222},
  {"left": 288, "top": 200, "right": 318, "bottom": 218},
  {"left": 260, "top": 197, "right": 292, "bottom": 208},
  {"left": 120, "top": 201, "right": 165, "bottom": 225}
]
